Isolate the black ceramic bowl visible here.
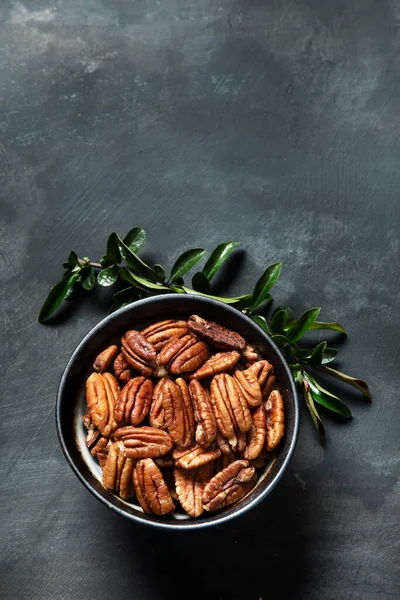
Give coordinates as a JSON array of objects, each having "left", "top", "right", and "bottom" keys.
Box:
[{"left": 56, "top": 295, "right": 299, "bottom": 530}]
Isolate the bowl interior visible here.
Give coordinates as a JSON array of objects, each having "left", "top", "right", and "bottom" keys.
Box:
[{"left": 56, "top": 295, "right": 299, "bottom": 530}]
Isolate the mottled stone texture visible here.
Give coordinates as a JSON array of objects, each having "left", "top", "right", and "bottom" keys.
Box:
[{"left": 0, "top": 1, "right": 399, "bottom": 599}]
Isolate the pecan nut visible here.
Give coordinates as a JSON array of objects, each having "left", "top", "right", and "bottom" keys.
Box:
[
  {"left": 241, "top": 344, "right": 259, "bottom": 366},
  {"left": 142, "top": 319, "right": 188, "bottom": 351},
  {"left": 86, "top": 372, "right": 119, "bottom": 437},
  {"left": 149, "top": 378, "right": 167, "bottom": 429},
  {"left": 82, "top": 412, "right": 100, "bottom": 447},
  {"left": 265, "top": 389, "right": 285, "bottom": 451},
  {"left": 188, "top": 315, "right": 246, "bottom": 350},
  {"left": 189, "top": 351, "right": 241, "bottom": 380},
  {"left": 243, "top": 404, "right": 267, "bottom": 460},
  {"left": 216, "top": 430, "right": 246, "bottom": 455},
  {"left": 158, "top": 335, "right": 209, "bottom": 375},
  {"left": 113, "top": 352, "right": 131, "bottom": 385},
  {"left": 90, "top": 435, "right": 110, "bottom": 469},
  {"left": 102, "top": 441, "right": 135, "bottom": 499},
  {"left": 202, "top": 460, "right": 257, "bottom": 512},
  {"left": 174, "top": 464, "right": 212, "bottom": 517},
  {"left": 115, "top": 376, "right": 153, "bottom": 426},
  {"left": 161, "top": 378, "right": 195, "bottom": 448},
  {"left": 248, "top": 360, "right": 275, "bottom": 399},
  {"left": 233, "top": 368, "right": 262, "bottom": 407},
  {"left": 121, "top": 330, "right": 162, "bottom": 377},
  {"left": 93, "top": 345, "right": 119, "bottom": 373},
  {"left": 133, "top": 458, "right": 175, "bottom": 515},
  {"left": 188, "top": 379, "right": 217, "bottom": 447},
  {"left": 114, "top": 426, "right": 173, "bottom": 459},
  {"left": 172, "top": 444, "right": 221, "bottom": 470},
  {"left": 210, "top": 373, "right": 252, "bottom": 450}
]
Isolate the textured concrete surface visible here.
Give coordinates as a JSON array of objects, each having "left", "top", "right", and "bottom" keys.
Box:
[{"left": 0, "top": 1, "right": 399, "bottom": 599}]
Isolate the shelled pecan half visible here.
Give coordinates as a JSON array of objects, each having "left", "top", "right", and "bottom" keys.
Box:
[
  {"left": 113, "top": 352, "right": 131, "bottom": 385},
  {"left": 172, "top": 444, "right": 221, "bottom": 470},
  {"left": 161, "top": 378, "right": 195, "bottom": 447},
  {"left": 241, "top": 344, "right": 259, "bottom": 366},
  {"left": 115, "top": 376, "right": 153, "bottom": 426},
  {"left": 149, "top": 377, "right": 167, "bottom": 429},
  {"left": 158, "top": 334, "right": 209, "bottom": 375},
  {"left": 243, "top": 404, "right": 267, "bottom": 460},
  {"left": 189, "top": 379, "right": 217, "bottom": 447},
  {"left": 142, "top": 319, "right": 188, "bottom": 351},
  {"left": 122, "top": 330, "right": 164, "bottom": 377},
  {"left": 133, "top": 458, "right": 174, "bottom": 515},
  {"left": 86, "top": 372, "right": 119, "bottom": 437},
  {"left": 174, "top": 463, "right": 213, "bottom": 517},
  {"left": 188, "top": 315, "right": 246, "bottom": 350},
  {"left": 265, "top": 390, "right": 285, "bottom": 451},
  {"left": 93, "top": 344, "right": 119, "bottom": 373},
  {"left": 210, "top": 373, "right": 252, "bottom": 451},
  {"left": 202, "top": 460, "right": 256, "bottom": 512},
  {"left": 247, "top": 360, "right": 276, "bottom": 399},
  {"left": 189, "top": 351, "right": 241, "bottom": 380},
  {"left": 233, "top": 368, "right": 262, "bottom": 407},
  {"left": 114, "top": 426, "right": 173, "bottom": 459},
  {"left": 102, "top": 441, "right": 135, "bottom": 499}
]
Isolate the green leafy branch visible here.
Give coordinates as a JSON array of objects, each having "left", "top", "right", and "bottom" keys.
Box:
[{"left": 39, "top": 227, "right": 371, "bottom": 443}]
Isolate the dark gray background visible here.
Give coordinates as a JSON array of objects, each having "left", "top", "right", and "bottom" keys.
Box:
[{"left": 1, "top": 1, "right": 399, "bottom": 599}]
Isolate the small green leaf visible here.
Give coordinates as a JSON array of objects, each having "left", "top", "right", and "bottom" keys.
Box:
[
  {"left": 302, "top": 341, "right": 327, "bottom": 366},
  {"left": 303, "top": 379, "right": 325, "bottom": 444},
  {"left": 317, "top": 366, "right": 371, "bottom": 400},
  {"left": 117, "top": 235, "right": 157, "bottom": 281},
  {"left": 303, "top": 372, "right": 352, "bottom": 418},
  {"left": 38, "top": 271, "right": 81, "bottom": 323},
  {"left": 192, "top": 271, "right": 211, "bottom": 294},
  {"left": 123, "top": 227, "right": 146, "bottom": 253},
  {"left": 68, "top": 250, "right": 79, "bottom": 264},
  {"left": 120, "top": 269, "right": 171, "bottom": 291},
  {"left": 309, "top": 321, "right": 346, "bottom": 335},
  {"left": 97, "top": 265, "right": 119, "bottom": 287},
  {"left": 286, "top": 307, "right": 321, "bottom": 342},
  {"left": 171, "top": 277, "right": 184, "bottom": 286},
  {"left": 153, "top": 264, "right": 165, "bottom": 282},
  {"left": 202, "top": 241, "right": 240, "bottom": 281},
  {"left": 81, "top": 266, "right": 95, "bottom": 291},
  {"left": 272, "top": 305, "right": 294, "bottom": 321},
  {"left": 271, "top": 334, "right": 297, "bottom": 356},
  {"left": 101, "top": 232, "right": 121, "bottom": 267},
  {"left": 251, "top": 315, "right": 271, "bottom": 335},
  {"left": 270, "top": 308, "right": 290, "bottom": 333},
  {"left": 251, "top": 262, "right": 282, "bottom": 310},
  {"left": 181, "top": 286, "right": 253, "bottom": 307},
  {"left": 321, "top": 348, "right": 338, "bottom": 365},
  {"left": 170, "top": 249, "right": 206, "bottom": 281}
]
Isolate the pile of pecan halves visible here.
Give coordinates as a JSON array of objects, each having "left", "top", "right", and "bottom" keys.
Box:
[{"left": 83, "top": 315, "right": 285, "bottom": 518}]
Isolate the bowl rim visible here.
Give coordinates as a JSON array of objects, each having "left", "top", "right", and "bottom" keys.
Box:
[{"left": 56, "top": 294, "right": 299, "bottom": 530}]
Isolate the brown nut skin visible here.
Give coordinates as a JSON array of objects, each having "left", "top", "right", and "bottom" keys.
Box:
[
  {"left": 121, "top": 330, "right": 158, "bottom": 377},
  {"left": 86, "top": 372, "right": 119, "bottom": 438},
  {"left": 233, "top": 368, "right": 262, "bottom": 407},
  {"left": 189, "top": 379, "right": 217, "bottom": 447},
  {"left": 265, "top": 389, "right": 285, "bottom": 451},
  {"left": 172, "top": 444, "right": 221, "bottom": 470},
  {"left": 202, "top": 460, "right": 257, "bottom": 512},
  {"left": 243, "top": 404, "right": 267, "bottom": 460},
  {"left": 188, "top": 315, "right": 246, "bottom": 350},
  {"left": 90, "top": 435, "right": 110, "bottom": 469},
  {"left": 248, "top": 360, "right": 275, "bottom": 394},
  {"left": 158, "top": 335, "right": 210, "bottom": 375},
  {"left": 82, "top": 413, "right": 101, "bottom": 447},
  {"left": 114, "top": 426, "right": 174, "bottom": 459},
  {"left": 189, "top": 351, "right": 241, "bottom": 380},
  {"left": 93, "top": 345, "right": 119, "bottom": 373},
  {"left": 142, "top": 319, "right": 188, "bottom": 351},
  {"left": 210, "top": 373, "right": 252, "bottom": 450},
  {"left": 174, "top": 464, "right": 213, "bottom": 518},
  {"left": 115, "top": 376, "right": 153, "bottom": 426},
  {"left": 113, "top": 353, "right": 131, "bottom": 384},
  {"left": 102, "top": 441, "right": 135, "bottom": 499},
  {"left": 161, "top": 378, "right": 195, "bottom": 448},
  {"left": 133, "top": 459, "right": 175, "bottom": 515}
]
